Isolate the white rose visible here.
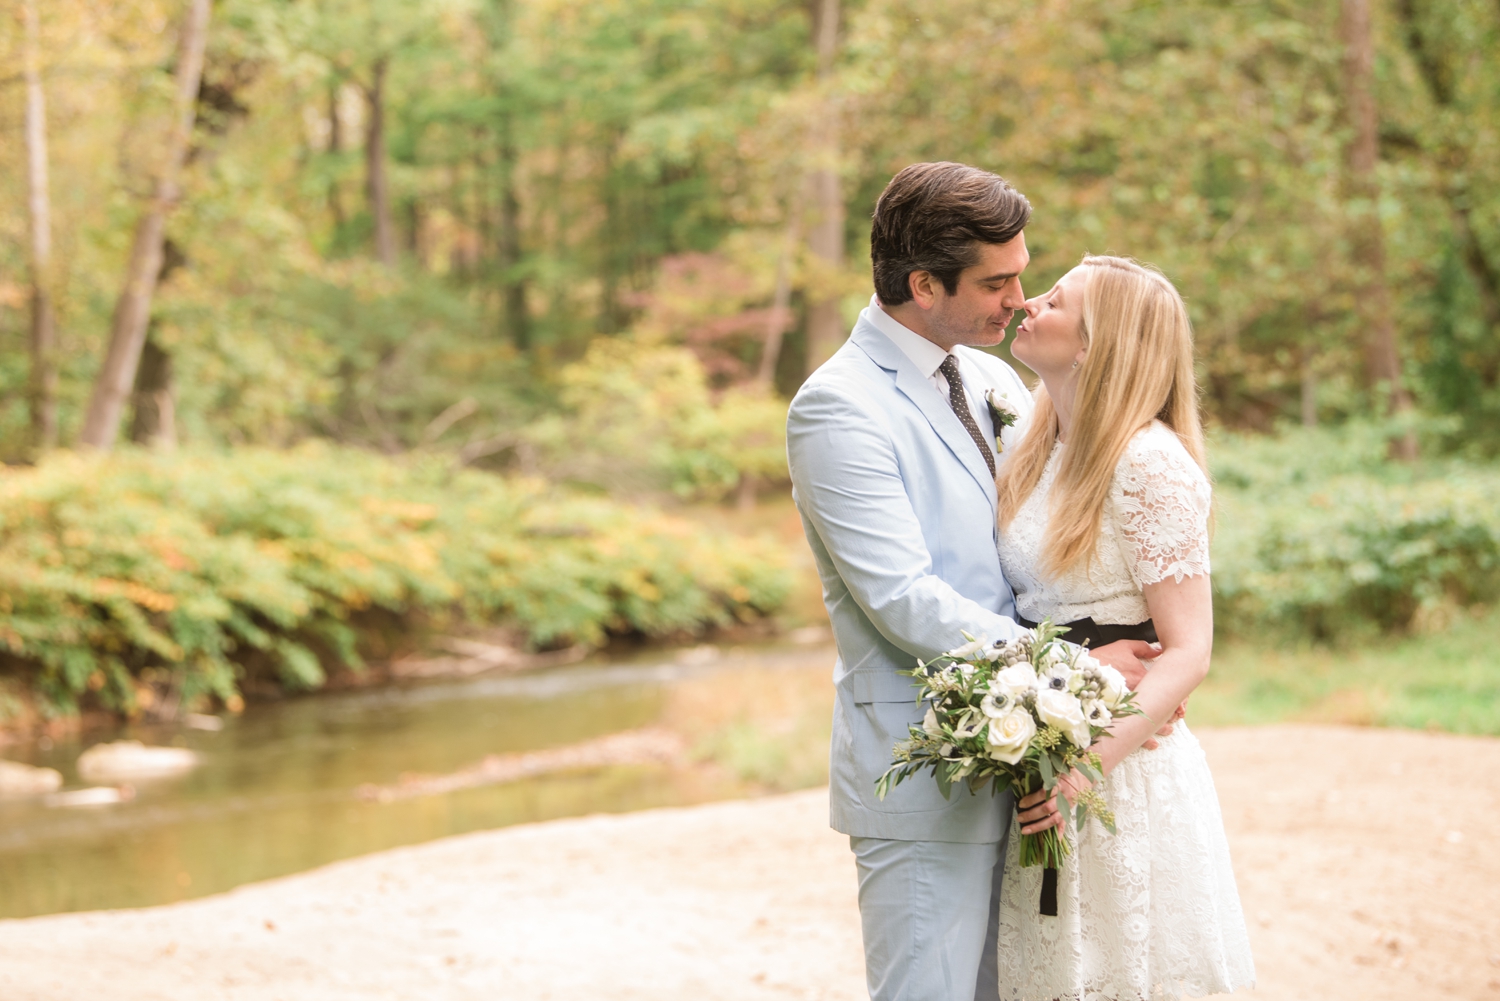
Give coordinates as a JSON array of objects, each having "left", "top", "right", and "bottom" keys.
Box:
[
  {"left": 985, "top": 709, "right": 1036, "bottom": 764},
  {"left": 980, "top": 690, "right": 1013, "bottom": 718},
  {"left": 1096, "top": 663, "right": 1129, "bottom": 709},
  {"left": 1076, "top": 653, "right": 1103, "bottom": 673},
  {"left": 984, "top": 388, "right": 1020, "bottom": 422},
  {"left": 994, "top": 664, "right": 1038, "bottom": 698},
  {"left": 923, "top": 705, "right": 944, "bottom": 739},
  {"left": 1035, "top": 689, "right": 1092, "bottom": 749}
]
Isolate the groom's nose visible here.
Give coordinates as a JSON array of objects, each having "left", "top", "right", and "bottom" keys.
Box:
[{"left": 1002, "top": 277, "right": 1026, "bottom": 309}]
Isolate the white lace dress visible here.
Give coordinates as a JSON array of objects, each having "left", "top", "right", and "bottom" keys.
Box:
[{"left": 993, "top": 422, "right": 1255, "bottom": 1001}]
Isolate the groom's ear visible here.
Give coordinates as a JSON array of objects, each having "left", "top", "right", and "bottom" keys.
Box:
[{"left": 908, "top": 269, "right": 940, "bottom": 311}]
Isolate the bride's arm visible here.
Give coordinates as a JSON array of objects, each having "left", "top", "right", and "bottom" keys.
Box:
[
  {"left": 1019, "top": 433, "right": 1214, "bottom": 836},
  {"left": 1018, "top": 574, "right": 1211, "bottom": 835},
  {"left": 1082, "top": 573, "right": 1212, "bottom": 775}
]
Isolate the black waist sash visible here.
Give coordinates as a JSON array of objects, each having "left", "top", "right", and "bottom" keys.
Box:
[{"left": 1015, "top": 615, "right": 1157, "bottom": 649}]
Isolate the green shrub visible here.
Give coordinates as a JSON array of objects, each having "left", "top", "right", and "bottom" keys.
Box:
[
  {"left": 1210, "top": 424, "right": 1500, "bottom": 641},
  {"left": 0, "top": 447, "right": 792, "bottom": 715},
  {"left": 522, "top": 336, "right": 789, "bottom": 499}
]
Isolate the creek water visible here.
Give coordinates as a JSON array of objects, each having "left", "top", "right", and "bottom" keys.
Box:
[{"left": 0, "top": 646, "right": 820, "bottom": 920}]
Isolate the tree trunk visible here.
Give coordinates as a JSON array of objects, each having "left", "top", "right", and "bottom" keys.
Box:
[
  {"left": 404, "top": 198, "right": 425, "bottom": 266},
  {"left": 803, "top": 0, "right": 845, "bottom": 375},
  {"left": 327, "top": 81, "right": 346, "bottom": 236},
  {"left": 365, "top": 56, "right": 396, "bottom": 268},
  {"left": 1300, "top": 344, "right": 1318, "bottom": 427},
  {"left": 1340, "top": 0, "right": 1417, "bottom": 460},
  {"left": 78, "top": 0, "right": 211, "bottom": 451},
  {"left": 129, "top": 336, "right": 177, "bottom": 448},
  {"left": 23, "top": 0, "right": 57, "bottom": 452},
  {"left": 483, "top": 0, "right": 529, "bottom": 349},
  {"left": 1395, "top": 0, "right": 1500, "bottom": 336},
  {"left": 756, "top": 211, "right": 801, "bottom": 387},
  {"left": 598, "top": 137, "right": 623, "bottom": 333},
  {"left": 498, "top": 112, "right": 529, "bottom": 349}
]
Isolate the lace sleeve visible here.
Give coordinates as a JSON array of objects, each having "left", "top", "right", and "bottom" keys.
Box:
[{"left": 1111, "top": 429, "right": 1212, "bottom": 586}]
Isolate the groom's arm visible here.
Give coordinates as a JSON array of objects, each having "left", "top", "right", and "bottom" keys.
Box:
[{"left": 787, "top": 385, "right": 1024, "bottom": 661}]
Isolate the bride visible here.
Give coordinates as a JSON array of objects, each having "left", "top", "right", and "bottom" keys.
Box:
[{"left": 992, "top": 255, "right": 1256, "bottom": 999}]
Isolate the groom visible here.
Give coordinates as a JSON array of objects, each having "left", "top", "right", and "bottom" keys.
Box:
[{"left": 786, "top": 162, "right": 1155, "bottom": 1001}]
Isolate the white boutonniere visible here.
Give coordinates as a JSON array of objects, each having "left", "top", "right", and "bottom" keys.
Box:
[{"left": 984, "top": 389, "right": 1019, "bottom": 452}]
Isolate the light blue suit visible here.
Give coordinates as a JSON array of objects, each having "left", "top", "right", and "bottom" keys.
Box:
[{"left": 787, "top": 308, "right": 1034, "bottom": 1001}]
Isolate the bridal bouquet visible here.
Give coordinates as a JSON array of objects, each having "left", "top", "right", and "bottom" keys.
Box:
[{"left": 875, "top": 621, "right": 1143, "bottom": 906}]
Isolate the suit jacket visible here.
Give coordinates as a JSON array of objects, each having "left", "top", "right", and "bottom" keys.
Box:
[{"left": 787, "top": 309, "right": 1035, "bottom": 843}]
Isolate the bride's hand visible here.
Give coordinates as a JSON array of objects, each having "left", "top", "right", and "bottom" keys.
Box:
[{"left": 1016, "top": 769, "right": 1093, "bottom": 836}]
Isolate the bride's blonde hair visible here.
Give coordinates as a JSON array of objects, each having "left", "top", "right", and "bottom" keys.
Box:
[{"left": 997, "top": 255, "right": 1207, "bottom": 578}]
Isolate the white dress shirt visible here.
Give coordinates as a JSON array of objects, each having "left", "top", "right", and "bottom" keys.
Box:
[{"left": 861, "top": 295, "right": 988, "bottom": 430}]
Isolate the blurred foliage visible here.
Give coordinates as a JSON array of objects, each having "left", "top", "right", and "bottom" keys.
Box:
[
  {"left": 1211, "top": 422, "right": 1500, "bottom": 641},
  {"left": 0, "top": 0, "right": 1496, "bottom": 454},
  {"left": 0, "top": 0, "right": 1497, "bottom": 724},
  {"left": 0, "top": 448, "right": 791, "bottom": 715},
  {"left": 1198, "top": 606, "right": 1500, "bottom": 735},
  {"left": 523, "top": 335, "right": 788, "bottom": 498}
]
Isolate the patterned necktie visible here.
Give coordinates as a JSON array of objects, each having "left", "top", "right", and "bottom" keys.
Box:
[{"left": 938, "top": 354, "right": 996, "bottom": 478}]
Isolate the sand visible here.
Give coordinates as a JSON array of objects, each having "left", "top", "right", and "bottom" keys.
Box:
[{"left": 2, "top": 724, "right": 1498, "bottom": 1001}]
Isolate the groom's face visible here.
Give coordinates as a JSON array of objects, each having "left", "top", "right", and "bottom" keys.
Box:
[{"left": 927, "top": 234, "right": 1030, "bottom": 350}]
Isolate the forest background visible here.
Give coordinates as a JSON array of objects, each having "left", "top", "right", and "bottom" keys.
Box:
[{"left": 0, "top": 0, "right": 1498, "bottom": 725}]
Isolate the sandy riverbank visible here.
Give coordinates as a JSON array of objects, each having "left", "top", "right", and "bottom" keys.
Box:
[{"left": 1, "top": 724, "right": 1497, "bottom": 1001}]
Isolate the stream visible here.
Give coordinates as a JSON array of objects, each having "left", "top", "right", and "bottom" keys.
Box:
[{"left": 0, "top": 643, "right": 824, "bottom": 920}]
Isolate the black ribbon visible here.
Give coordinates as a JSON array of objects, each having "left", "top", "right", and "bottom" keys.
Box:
[
  {"left": 1040, "top": 866, "right": 1058, "bottom": 916},
  {"left": 1015, "top": 615, "right": 1158, "bottom": 648}
]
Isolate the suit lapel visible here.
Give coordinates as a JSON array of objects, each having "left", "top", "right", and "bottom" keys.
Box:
[{"left": 851, "top": 318, "right": 998, "bottom": 511}]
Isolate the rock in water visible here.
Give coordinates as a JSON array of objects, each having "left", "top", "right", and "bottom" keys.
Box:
[
  {"left": 45, "top": 786, "right": 135, "bottom": 808},
  {"left": 77, "top": 740, "right": 198, "bottom": 783},
  {"left": 0, "top": 760, "right": 63, "bottom": 797}
]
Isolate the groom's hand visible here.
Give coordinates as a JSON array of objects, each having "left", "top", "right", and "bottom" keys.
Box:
[
  {"left": 1089, "top": 639, "right": 1157, "bottom": 690},
  {"left": 1142, "top": 700, "right": 1188, "bottom": 751}
]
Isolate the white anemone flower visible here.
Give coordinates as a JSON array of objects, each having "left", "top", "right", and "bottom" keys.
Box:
[
  {"left": 1082, "top": 698, "right": 1113, "bottom": 728},
  {"left": 1040, "top": 660, "right": 1078, "bottom": 694},
  {"left": 923, "top": 705, "right": 945, "bottom": 739},
  {"left": 951, "top": 713, "right": 986, "bottom": 741},
  {"left": 980, "top": 690, "right": 1012, "bottom": 718},
  {"left": 946, "top": 638, "right": 987, "bottom": 661}
]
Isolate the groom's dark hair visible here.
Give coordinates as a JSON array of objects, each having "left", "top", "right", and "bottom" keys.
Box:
[{"left": 870, "top": 162, "right": 1032, "bottom": 306}]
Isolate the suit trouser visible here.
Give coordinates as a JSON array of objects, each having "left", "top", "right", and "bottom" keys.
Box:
[{"left": 849, "top": 830, "right": 1010, "bottom": 1001}]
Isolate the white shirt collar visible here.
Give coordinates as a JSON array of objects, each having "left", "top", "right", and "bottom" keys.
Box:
[{"left": 862, "top": 295, "right": 951, "bottom": 380}]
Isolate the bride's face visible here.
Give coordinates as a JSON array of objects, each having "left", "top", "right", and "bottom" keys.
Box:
[{"left": 1013, "top": 268, "right": 1088, "bottom": 380}]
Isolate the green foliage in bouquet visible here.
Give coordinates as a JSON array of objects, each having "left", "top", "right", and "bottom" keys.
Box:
[
  {"left": 1211, "top": 424, "right": 1500, "bottom": 641},
  {"left": 876, "top": 622, "right": 1144, "bottom": 871},
  {"left": 0, "top": 447, "right": 792, "bottom": 716}
]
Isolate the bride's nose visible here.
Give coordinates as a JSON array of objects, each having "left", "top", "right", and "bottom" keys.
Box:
[{"left": 1021, "top": 296, "right": 1043, "bottom": 319}]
